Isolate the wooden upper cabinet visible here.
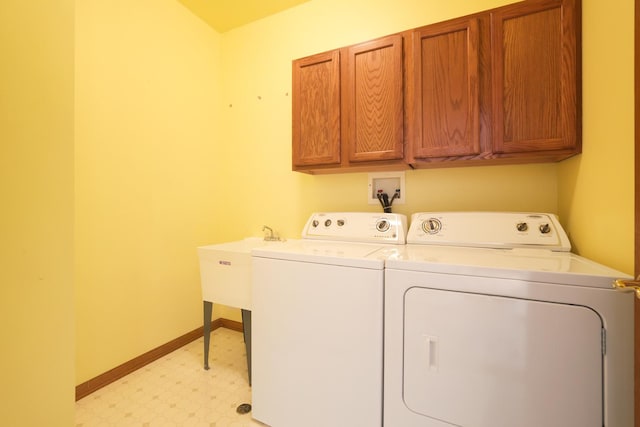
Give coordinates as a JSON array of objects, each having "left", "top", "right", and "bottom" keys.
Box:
[
  {"left": 491, "top": 0, "right": 580, "bottom": 154},
  {"left": 345, "top": 35, "right": 404, "bottom": 163},
  {"left": 292, "top": 50, "right": 341, "bottom": 167},
  {"left": 293, "top": 35, "right": 406, "bottom": 172},
  {"left": 292, "top": 0, "right": 581, "bottom": 173},
  {"left": 408, "top": 18, "right": 481, "bottom": 160}
]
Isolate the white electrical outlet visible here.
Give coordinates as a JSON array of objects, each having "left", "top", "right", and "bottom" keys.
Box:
[{"left": 367, "top": 172, "right": 405, "bottom": 205}]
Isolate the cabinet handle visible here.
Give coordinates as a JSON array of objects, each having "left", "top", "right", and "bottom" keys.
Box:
[{"left": 613, "top": 278, "right": 640, "bottom": 299}]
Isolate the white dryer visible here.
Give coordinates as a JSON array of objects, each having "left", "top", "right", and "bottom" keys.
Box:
[
  {"left": 383, "top": 212, "right": 634, "bottom": 427},
  {"left": 251, "top": 212, "right": 406, "bottom": 427}
]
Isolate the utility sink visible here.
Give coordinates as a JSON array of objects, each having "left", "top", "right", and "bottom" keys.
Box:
[
  {"left": 197, "top": 237, "right": 286, "bottom": 310},
  {"left": 197, "top": 237, "right": 287, "bottom": 377}
]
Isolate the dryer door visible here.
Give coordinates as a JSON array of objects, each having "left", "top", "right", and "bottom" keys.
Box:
[{"left": 403, "top": 288, "right": 603, "bottom": 427}]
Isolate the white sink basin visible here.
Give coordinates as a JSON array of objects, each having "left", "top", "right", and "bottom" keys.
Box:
[{"left": 198, "top": 237, "right": 286, "bottom": 310}]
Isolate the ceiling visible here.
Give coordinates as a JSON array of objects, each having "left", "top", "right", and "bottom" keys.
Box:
[{"left": 177, "top": 0, "right": 310, "bottom": 33}]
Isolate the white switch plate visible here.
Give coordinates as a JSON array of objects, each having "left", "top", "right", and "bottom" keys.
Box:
[{"left": 368, "top": 171, "right": 405, "bottom": 205}]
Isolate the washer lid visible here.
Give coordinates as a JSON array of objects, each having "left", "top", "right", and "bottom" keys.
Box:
[
  {"left": 383, "top": 245, "right": 631, "bottom": 288},
  {"left": 252, "top": 239, "right": 386, "bottom": 269}
]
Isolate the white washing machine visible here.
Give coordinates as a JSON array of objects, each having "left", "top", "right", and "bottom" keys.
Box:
[
  {"left": 251, "top": 212, "right": 407, "bottom": 427},
  {"left": 383, "top": 212, "right": 634, "bottom": 427}
]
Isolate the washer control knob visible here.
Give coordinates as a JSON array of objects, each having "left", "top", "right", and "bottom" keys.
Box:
[
  {"left": 539, "top": 223, "right": 551, "bottom": 234},
  {"left": 422, "top": 218, "right": 442, "bottom": 234},
  {"left": 337, "top": 219, "right": 345, "bottom": 227},
  {"left": 376, "top": 219, "right": 390, "bottom": 233},
  {"left": 516, "top": 222, "right": 528, "bottom": 232},
  {"left": 324, "top": 219, "right": 332, "bottom": 227},
  {"left": 312, "top": 220, "right": 319, "bottom": 228}
]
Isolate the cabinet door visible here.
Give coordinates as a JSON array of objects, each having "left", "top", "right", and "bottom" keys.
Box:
[
  {"left": 491, "top": 0, "right": 580, "bottom": 154},
  {"left": 410, "top": 18, "right": 480, "bottom": 159},
  {"left": 292, "top": 50, "right": 341, "bottom": 167},
  {"left": 345, "top": 35, "right": 404, "bottom": 163}
]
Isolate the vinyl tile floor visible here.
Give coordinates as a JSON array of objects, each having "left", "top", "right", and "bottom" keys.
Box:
[{"left": 75, "top": 327, "right": 267, "bottom": 427}]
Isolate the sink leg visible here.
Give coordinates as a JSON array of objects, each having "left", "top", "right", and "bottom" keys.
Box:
[
  {"left": 241, "top": 309, "right": 252, "bottom": 385},
  {"left": 203, "top": 301, "right": 213, "bottom": 370}
]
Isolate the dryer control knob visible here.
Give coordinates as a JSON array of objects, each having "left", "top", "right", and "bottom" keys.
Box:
[
  {"left": 539, "top": 223, "right": 551, "bottom": 234},
  {"left": 376, "top": 219, "right": 390, "bottom": 232},
  {"left": 312, "top": 220, "right": 319, "bottom": 228},
  {"left": 517, "top": 222, "right": 528, "bottom": 232},
  {"left": 324, "top": 219, "right": 332, "bottom": 227},
  {"left": 422, "top": 218, "right": 442, "bottom": 234}
]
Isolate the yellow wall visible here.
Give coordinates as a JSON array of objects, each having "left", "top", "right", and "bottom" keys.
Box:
[
  {"left": 0, "top": 0, "right": 76, "bottom": 425},
  {"left": 558, "top": 0, "right": 635, "bottom": 274},
  {"left": 74, "top": 0, "right": 635, "bottom": 388},
  {"left": 75, "top": 0, "right": 223, "bottom": 382}
]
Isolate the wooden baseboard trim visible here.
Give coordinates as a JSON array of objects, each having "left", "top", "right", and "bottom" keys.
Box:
[{"left": 75, "top": 318, "right": 244, "bottom": 401}]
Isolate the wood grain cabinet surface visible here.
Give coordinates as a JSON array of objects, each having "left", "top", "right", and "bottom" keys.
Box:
[
  {"left": 406, "top": 17, "right": 482, "bottom": 163},
  {"left": 345, "top": 35, "right": 405, "bottom": 164},
  {"left": 292, "top": 0, "right": 581, "bottom": 173},
  {"left": 292, "top": 50, "right": 341, "bottom": 168},
  {"left": 491, "top": 0, "right": 580, "bottom": 158},
  {"left": 292, "top": 35, "right": 407, "bottom": 173}
]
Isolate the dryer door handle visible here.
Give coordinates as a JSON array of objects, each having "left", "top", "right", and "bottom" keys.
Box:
[{"left": 423, "top": 335, "right": 439, "bottom": 372}]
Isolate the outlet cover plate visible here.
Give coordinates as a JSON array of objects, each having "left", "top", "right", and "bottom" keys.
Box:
[{"left": 368, "top": 172, "right": 405, "bottom": 205}]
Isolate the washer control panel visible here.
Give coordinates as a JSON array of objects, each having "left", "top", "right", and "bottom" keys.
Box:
[
  {"left": 303, "top": 212, "right": 407, "bottom": 244},
  {"left": 407, "top": 212, "right": 571, "bottom": 251}
]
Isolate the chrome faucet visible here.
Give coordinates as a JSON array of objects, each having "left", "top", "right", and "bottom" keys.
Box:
[{"left": 262, "top": 225, "right": 280, "bottom": 241}]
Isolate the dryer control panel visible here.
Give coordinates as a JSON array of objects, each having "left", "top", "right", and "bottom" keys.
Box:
[
  {"left": 407, "top": 212, "right": 571, "bottom": 251},
  {"left": 302, "top": 212, "right": 407, "bottom": 244}
]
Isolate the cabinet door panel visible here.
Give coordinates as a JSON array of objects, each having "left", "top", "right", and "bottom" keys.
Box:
[
  {"left": 411, "top": 18, "right": 480, "bottom": 159},
  {"left": 492, "top": 0, "right": 579, "bottom": 153},
  {"left": 292, "top": 50, "right": 341, "bottom": 167},
  {"left": 346, "top": 35, "right": 404, "bottom": 163}
]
